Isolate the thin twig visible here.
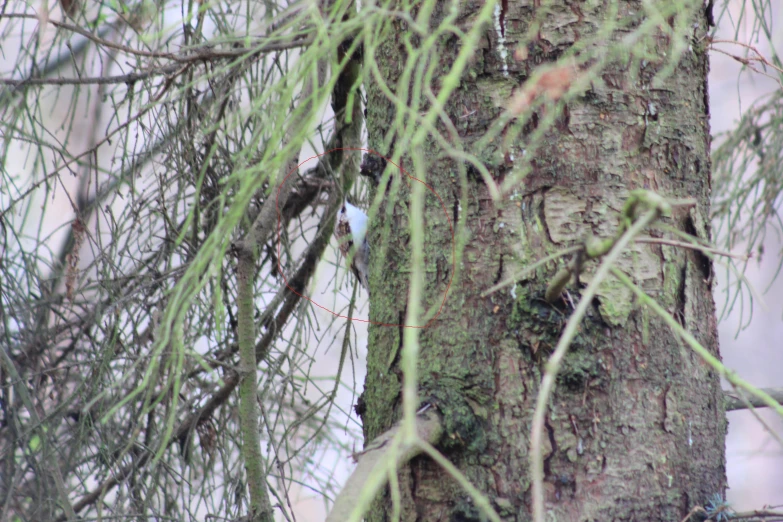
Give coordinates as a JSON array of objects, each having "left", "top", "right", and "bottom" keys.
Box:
[
  {"left": 635, "top": 237, "right": 749, "bottom": 260},
  {"left": 0, "top": 347, "right": 78, "bottom": 521},
  {"left": 0, "top": 63, "right": 181, "bottom": 86},
  {"left": 0, "top": 13, "right": 314, "bottom": 62}
]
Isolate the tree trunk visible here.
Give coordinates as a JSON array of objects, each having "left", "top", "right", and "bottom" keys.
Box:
[{"left": 361, "top": 0, "right": 726, "bottom": 520}]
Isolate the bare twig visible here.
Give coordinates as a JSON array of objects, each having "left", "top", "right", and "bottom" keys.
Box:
[
  {"left": 0, "top": 13, "right": 315, "bottom": 62},
  {"left": 635, "top": 237, "right": 749, "bottom": 261},
  {"left": 0, "top": 347, "right": 77, "bottom": 521},
  {"left": 0, "top": 63, "right": 182, "bottom": 86},
  {"left": 730, "top": 509, "right": 783, "bottom": 520}
]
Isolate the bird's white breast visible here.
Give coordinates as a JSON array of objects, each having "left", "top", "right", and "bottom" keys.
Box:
[{"left": 343, "top": 201, "right": 368, "bottom": 244}]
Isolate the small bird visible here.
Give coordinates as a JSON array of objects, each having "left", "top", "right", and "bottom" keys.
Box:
[{"left": 334, "top": 201, "right": 370, "bottom": 295}]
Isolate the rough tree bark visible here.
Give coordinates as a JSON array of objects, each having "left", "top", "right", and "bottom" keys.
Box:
[{"left": 360, "top": 0, "right": 725, "bottom": 520}]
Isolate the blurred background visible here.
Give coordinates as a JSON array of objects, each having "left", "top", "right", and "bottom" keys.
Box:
[{"left": 711, "top": 1, "right": 783, "bottom": 512}]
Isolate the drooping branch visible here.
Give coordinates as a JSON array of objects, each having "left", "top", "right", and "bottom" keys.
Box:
[{"left": 58, "top": 183, "right": 343, "bottom": 519}]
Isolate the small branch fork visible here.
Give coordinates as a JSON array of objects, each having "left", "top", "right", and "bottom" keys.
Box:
[
  {"left": 708, "top": 38, "right": 783, "bottom": 89},
  {"left": 681, "top": 504, "right": 783, "bottom": 522}
]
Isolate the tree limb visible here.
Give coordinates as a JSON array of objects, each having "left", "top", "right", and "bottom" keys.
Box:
[
  {"left": 325, "top": 409, "right": 443, "bottom": 522},
  {"left": 236, "top": 248, "right": 274, "bottom": 522},
  {"left": 724, "top": 387, "right": 783, "bottom": 411}
]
